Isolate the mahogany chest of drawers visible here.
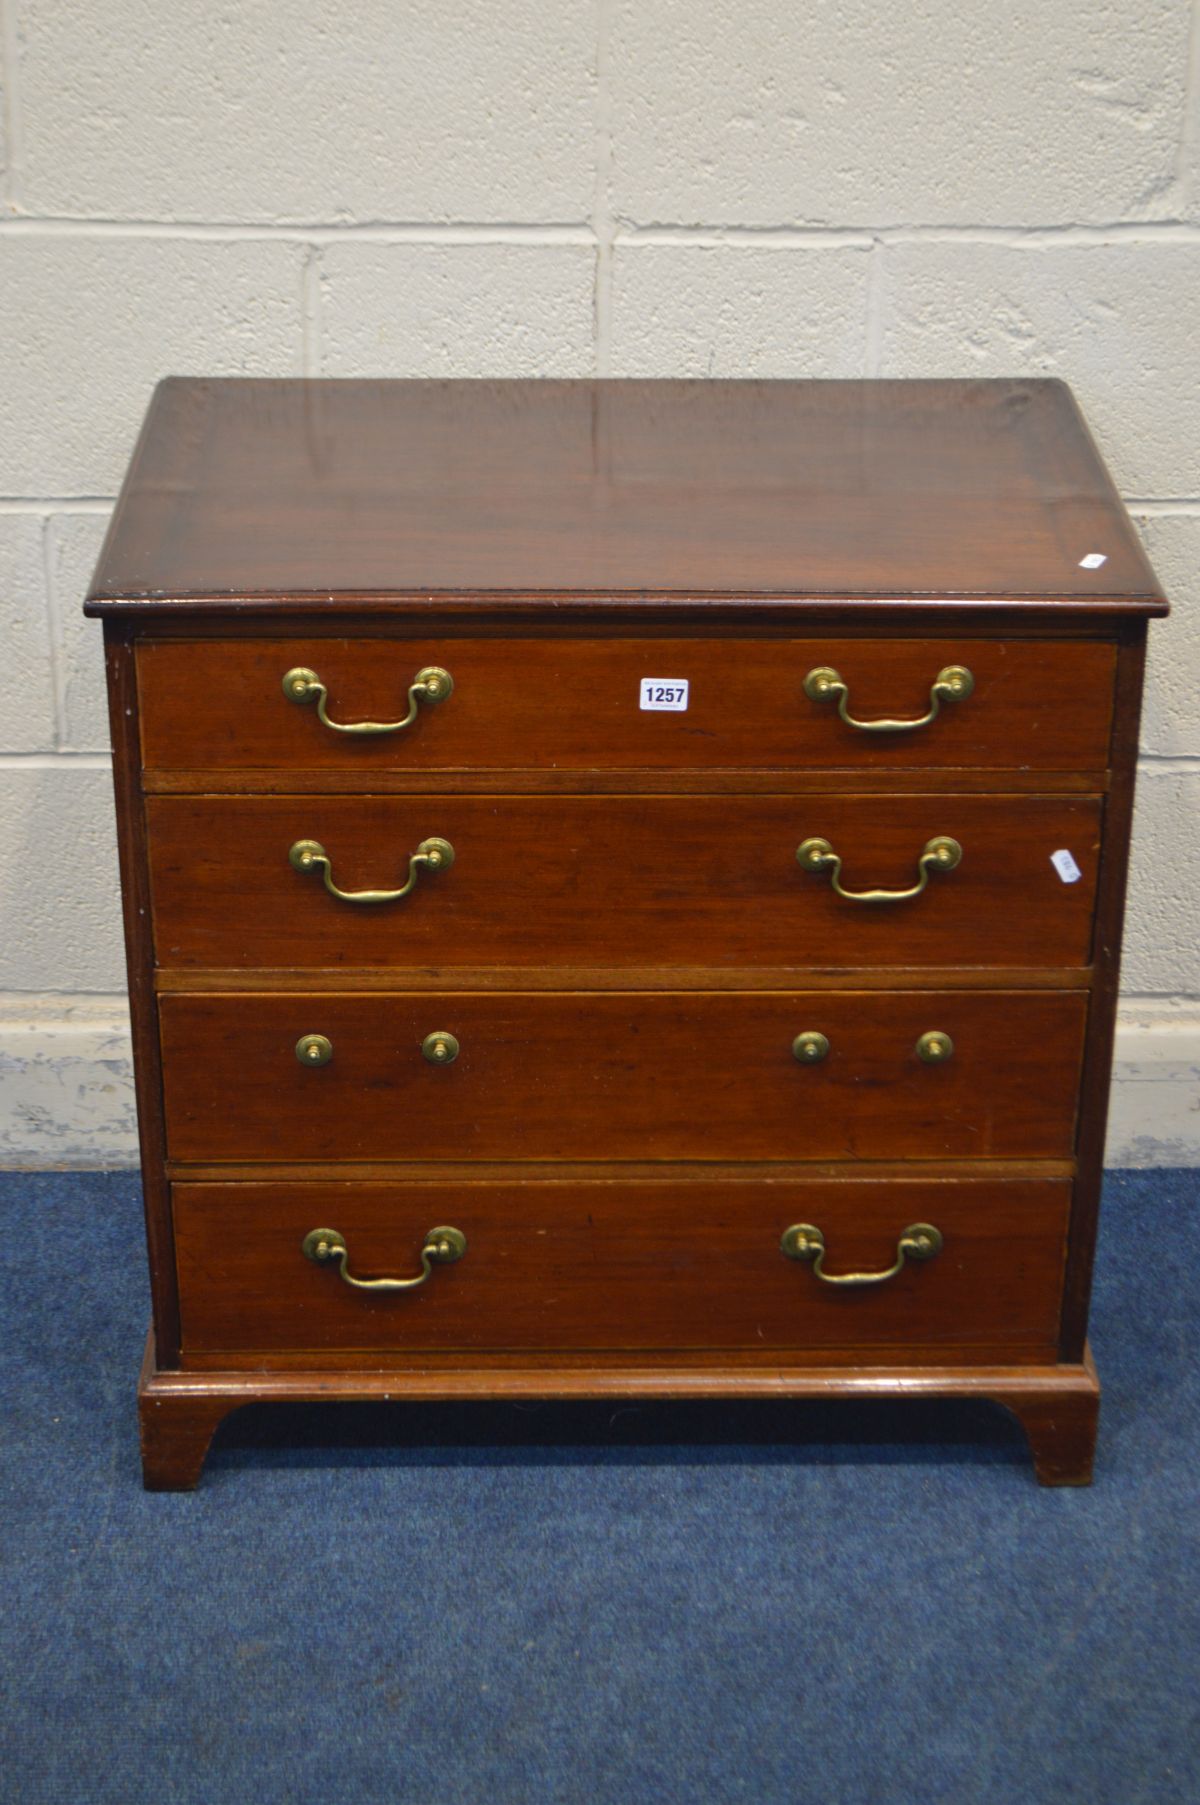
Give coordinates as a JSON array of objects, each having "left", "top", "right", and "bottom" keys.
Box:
[{"left": 86, "top": 376, "right": 1166, "bottom": 1488}]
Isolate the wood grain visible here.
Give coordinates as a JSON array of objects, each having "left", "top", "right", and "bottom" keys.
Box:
[
  {"left": 86, "top": 377, "right": 1157, "bottom": 1489},
  {"left": 145, "top": 793, "right": 1103, "bottom": 971},
  {"left": 86, "top": 379, "right": 1164, "bottom": 607},
  {"left": 172, "top": 1175, "right": 1070, "bottom": 1357},
  {"left": 1060, "top": 622, "right": 1148, "bottom": 1358},
  {"left": 136, "top": 635, "right": 1116, "bottom": 773},
  {"left": 155, "top": 965, "right": 1094, "bottom": 994},
  {"left": 165, "top": 1157, "right": 1077, "bottom": 1184},
  {"left": 142, "top": 768, "right": 1112, "bottom": 798},
  {"left": 159, "top": 989, "right": 1087, "bottom": 1164},
  {"left": 102, "top": 625, "right": 181, "bottom": 1364},
  {"left": 137, "top": 1329, "right": 1101, "bottom": 1488}
]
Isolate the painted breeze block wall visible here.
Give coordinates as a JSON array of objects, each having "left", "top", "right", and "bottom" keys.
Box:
[{"left": 1, "top": 0, "right": 1198, "bottom": 1163}]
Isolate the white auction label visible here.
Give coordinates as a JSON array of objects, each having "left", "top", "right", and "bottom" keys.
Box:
[
  {"left": 639, "top": 679, "right": 689, "bottom": 711},
  {"left": 1050, "top": 849, "right": 1083, "bottom": 884}
]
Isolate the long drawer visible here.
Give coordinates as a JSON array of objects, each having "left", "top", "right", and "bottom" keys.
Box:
[
  {"left": 137, "top": 636, "right": 1116, "bottom": 773},
  {"left": 160, "top": 990, "right": 1087, "bottom": 1163},
  {"left": 146, "top": 793, "right": 1102, "bottom": 970},
  {"left": 173, "top": 1177, "right": 1071, "bottom": 1357}
]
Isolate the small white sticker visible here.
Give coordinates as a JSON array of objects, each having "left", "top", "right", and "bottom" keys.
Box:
[
  {"left": 639, "top": 679, "right": 689, "bottom": 712},
  {"left": 1079, "top": 552, "right": 1107, "bottom": 570},
  {"left": 1050, "top": 849, "right": 1083, "bottom": 884}
]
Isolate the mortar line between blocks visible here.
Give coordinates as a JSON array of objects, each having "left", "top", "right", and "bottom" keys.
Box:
[
  {"left": 5, "top": 217, "right": 1200, "bottom": 246},
  {"left": 1176, "top": 0, "right": 1200, "bottom": 212},
  {"left": 0, "top": 497, "right": 116, "bottom": 512},
  {"left": 1118, "top": 993, "right": 1200, "bottom": 1006},
  {"left": 0, "top": 217, "right": 597, "bottom": 243},
  {"left": 301, "top": 243, "right": 323, "bottom": 377},
  {"left": 591, "top": 0, "right": 616, "bottom": 375},
  {"left": 865, "top": 238, "right": 885, "bottom": 376},
  {"left": 613, "top": 222, "right": 1200, "bottom": 248},
  {"left": 1135, "top": 755, "right": 1200, "bottom": 775},
  {"left": 38, "top": 516, "right": 68, "bottom": 751},
  {"left": 0, "top": 0, "right": 24, "bottom": 210},
  {"left": 0, "top": 751, "right": 110, "bottom": 768}
]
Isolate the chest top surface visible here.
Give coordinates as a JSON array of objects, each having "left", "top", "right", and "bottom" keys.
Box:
[{"left": 85, "top": 376, "right": 1164, "bottom": 614}]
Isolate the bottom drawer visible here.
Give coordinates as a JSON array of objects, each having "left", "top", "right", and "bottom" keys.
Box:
[{"left": 174, "top": 1177, "right": 1069, "bottom": 1359}]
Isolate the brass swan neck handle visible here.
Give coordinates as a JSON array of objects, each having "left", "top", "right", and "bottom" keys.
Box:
[
  {"left": 282, "top": 663, "right": 453, "bottom": 735},
  {"left": 781, "top": 1222, "right": 943, "bottom": 1287},
  {"left": 803, "top": 664, "right": 973, "bottom": 733},
  {"left": 796, "top": 834, "right": 961, "bottom": 904},
  {"left": 289, "top": 835, "right": 454, "bottom": 905},
  {"left": 302, "top": 1226, "right": 466, "bottom": 1291}
]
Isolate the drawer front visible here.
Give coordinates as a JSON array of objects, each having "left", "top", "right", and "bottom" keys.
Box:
[
  {"left": 173, "top": 1177, "right": 1070, "bottom": 1357},
  {"left": 146, "top": 794, "right": 1102, "bottom": 970},
  {"left": 137, "top": 637, "right": 1115, "bottom": 773},
  {"left": 160, "top": 991, "right": 1087, "bottom": 1163}
]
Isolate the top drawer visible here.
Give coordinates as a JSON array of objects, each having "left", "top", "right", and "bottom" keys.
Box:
[{"left": 136, "top": 637, "right": 1116, "bottom": 774}]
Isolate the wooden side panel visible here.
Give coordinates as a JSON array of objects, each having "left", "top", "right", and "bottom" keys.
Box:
[
  {"left": 136, "top": 636, "right": 1116, "bottom": 773},
  {"left": 1061, "top": 623, "right": 1146, "bottom": 1358},
  {"left": 102, "top": 625, "right": 180, "bottom": 1364},
  {"left": 159, "top": 990, "right": 1088, "bottom": 1164},
  {"left": 145, "top": 793, "right": 1103, "bottom": 971},
  {"left": 173, "top": 1176, "right": 1071, "bottom": 1358}
]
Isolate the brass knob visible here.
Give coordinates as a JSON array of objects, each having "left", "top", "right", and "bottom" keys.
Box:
[
  {"left": 916, "top": 1030, "right": 954, "bottom": 1064},
  {"left": 792, "top": 1031, "right": 830, "bottom": 1064},
  {"left": 295, "top": 1033, "right": 333, "bottom": 1066},
  {"left": 422, "top": 1031, "right": 460, "bottom": 1065}
]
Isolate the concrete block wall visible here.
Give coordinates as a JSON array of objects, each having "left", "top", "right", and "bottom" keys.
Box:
[{"left": 1, "top": 0, "right": 1198, "bottom": 1164}]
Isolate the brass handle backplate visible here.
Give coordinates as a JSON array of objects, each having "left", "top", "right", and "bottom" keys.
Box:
[
  {"left": 792, "top": 1031, "right": 830, "bottom": 1064},
  {"left": 803, "top": 663, "right": 973, "bottom": 732},
  {"left": 289, "top": 835, "right": 454, "bottom": 905},
  {"left": 781, "top": 1222, "right": 943, "bottom": 1287},
  {"left": 302, "top": 1225, "right": 466, "bottom": 1291},
  {"left": 295, "top": 1033, "right": 333, "bottom": 1066},
  {"left": 282, "top": 663, "right": 454, "bottom": 735},
  {"left": 796, "top": 834, "right": 961, "bottom": 904},
  {"left": 422, "top": 1031, "right": 460, "bottom": 1065},
  {"left": 916, "top": 1030, "right": 954, "bottom": 1064}
]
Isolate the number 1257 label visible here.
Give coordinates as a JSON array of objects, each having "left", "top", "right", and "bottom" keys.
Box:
[{"left": 640, "top": 679, "right": 689, "bottom": 711}]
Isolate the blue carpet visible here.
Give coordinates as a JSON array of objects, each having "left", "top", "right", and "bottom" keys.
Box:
[{"left": 1, "top": 1169, "right": 1197, "bottom": 1805}]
